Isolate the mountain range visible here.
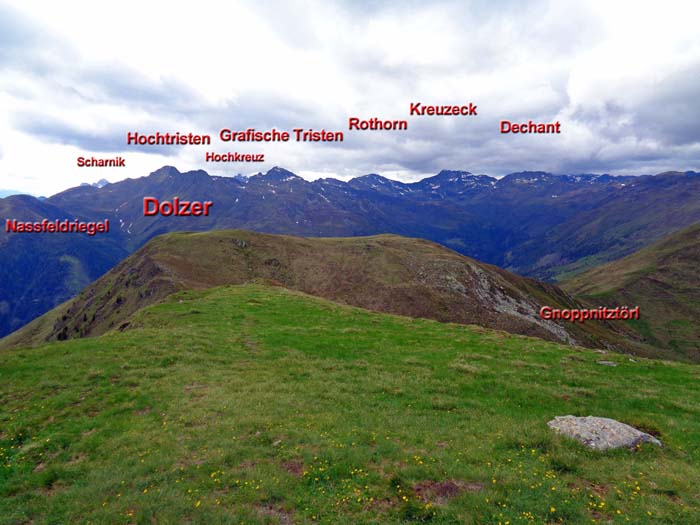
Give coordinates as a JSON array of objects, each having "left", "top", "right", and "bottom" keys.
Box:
[{"left": 1, "top": 165, "right": 699, "bottom": 340}]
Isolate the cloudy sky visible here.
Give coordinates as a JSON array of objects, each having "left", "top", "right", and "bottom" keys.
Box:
[{"left": 1, "top": 0, "right": 699, "bottom": 195}]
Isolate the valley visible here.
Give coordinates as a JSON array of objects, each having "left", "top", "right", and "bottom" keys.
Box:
[{"left": 2, "top": 166, "right": 699, "bottom": 346}]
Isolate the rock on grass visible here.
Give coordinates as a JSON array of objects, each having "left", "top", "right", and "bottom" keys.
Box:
[{"left": 548, "top": 416, "right": 663, "bottom": 450}]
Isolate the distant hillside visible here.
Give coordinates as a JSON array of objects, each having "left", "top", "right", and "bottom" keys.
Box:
[
  {"left": 0, "top": 230, "right": 644, "bottom": 355},
  {"left": 0, "top": 195, "right": 128, "bottom": 336},
  {"left": 44, "top": 168, "right": 700, "bottom": 278},
  {"left": 3, "top": 166, "right": 700, "bottom": 338},
  {"left": 563, "top": 224, "right": 700, "bottom": 361}
]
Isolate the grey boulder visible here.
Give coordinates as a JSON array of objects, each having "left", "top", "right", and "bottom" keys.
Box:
[{"left": 548, "top": 415, "right": 662, "bottom": 450}]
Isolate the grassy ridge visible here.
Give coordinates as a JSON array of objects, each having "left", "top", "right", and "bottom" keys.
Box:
[
  {"left": 1, "top": 285, "right": 699, "bottom": 524},
  {"left": 563, "top": 224, "right": 700, "bottom": 361},
  {"left": 2, "top": 230, "right": 646, "bottom": 358}
]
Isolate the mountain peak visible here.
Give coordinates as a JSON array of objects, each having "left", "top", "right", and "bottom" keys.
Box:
[
  {"left": 417, "top": 170, "right": 493, "bottom": 185},
  {"left": 435, "top": 170, "right": 474, "bottom": 179},
  {"left": 261, "top": 167, "right": 302, "bottom": 181},
  {"left": 350, "top": 173, "right": 391, "bottom": 184},
  {"left": 151, "top": 165, "right": 181, "bottom": 175},
  {"left": 411, "top": 170, "right": 495, "bottom": 194},
  {"left": 80, "top": 178, "right": 111, "bottom": 189},
  {"left": 348, "top": 173, "right": 412, "bottom": 194},
  {"left": 497, "top": 171, "right": 556, "bottom": 185},
  {"left": 148, "top": 166, "right": 181, "bottom": 179}
]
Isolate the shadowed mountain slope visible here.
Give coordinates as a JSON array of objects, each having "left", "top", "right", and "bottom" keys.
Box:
[
  {"left": 563, "top": 223, "right": 700, "bottom": 361},
  {"left": 3, "top": 166, "right": 699, "bottom": 339},
  {"left": 0, "top": 230, "right": 644, "bottom": 355},
  {"left": 0, "top": 195, "right": 128, "bottom": 336}
]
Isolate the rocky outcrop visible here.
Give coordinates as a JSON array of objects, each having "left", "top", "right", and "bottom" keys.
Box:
[{"left": 548, "top": 416, "right": 662, "bottom": 450}]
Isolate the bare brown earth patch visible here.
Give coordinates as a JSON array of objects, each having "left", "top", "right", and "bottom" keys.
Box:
[
  {"left": 40, "top": 480, "right": 66, "bottom": 497},
  {"left": 256, "top": 504, "right": 295, "bottom": 524},
  {"left": 281, "top": 459, "right": 304, "bottom": 477},
  {"left": 67, "top": 452, "right": 88, "bottom": 465},
  {"left": 175, "top": 457, "right": 207, "bottom": 468},
  {"left": 366, "top": 498, "right": 398, "bottom": 511},
  {"left": 412, "top": 479, "right": 484, "bottom": 504},
  {"left": 589, "top": 509, "right": 613, "bottom": 522},
  {"left": 584, "top": 481, "right": 609, "bottom": 498}
]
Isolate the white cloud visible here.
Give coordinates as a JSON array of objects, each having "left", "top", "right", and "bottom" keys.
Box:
[{"left": 0, "top": 0, "right": 699, "bottom": 195}]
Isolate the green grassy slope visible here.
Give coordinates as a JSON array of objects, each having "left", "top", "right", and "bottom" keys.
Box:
[
  {"left": 0, "top": 230, "right": 647, "bottom": 358},
  {"left": 1, "top": 285, "right": 698, "bottom": 524},
  {"left": 563, "top": 224, "right": 700, "bottom": 361}
]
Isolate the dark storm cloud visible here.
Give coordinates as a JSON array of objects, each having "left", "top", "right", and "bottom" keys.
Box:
[
  {"left": 11, "top": 86, "right": 342, "bottom": 158},
  {"left": 632, "top": 64, "right": 700, "bottom": 146},
  {"left": 569, "top": 64, "right": 700, "bottom": 149},
  {"left": 13, "top": 113, "right": 177, "bottom": 155}
]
